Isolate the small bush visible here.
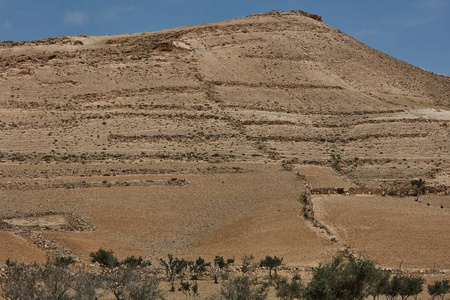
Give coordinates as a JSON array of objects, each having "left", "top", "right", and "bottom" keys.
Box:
[
  {"left": 54, "top": 255, "right": 75, "bottom": 267},
  {"left": 212, "top": 256, "right": 234, "bottom": 284},
  {"left": 428, "top": 280, "right": 450, "bottom": 300},
  {"left": 411, "top": 178, "right": 426, "bottom": 194},
  {"left": 160, "top": 254, "right": 188, "bottom": 292},
  {"left": 217, "top": 275, "right": 268, "bottom": 300},
  {"left": 192, "top": 256, "right": 210, "bottom": 279},
  {"left": 128, "top": 275, "right": 165, "bottom": 300},
  {"left": 275, "top": 274, "right": 303, "bottom": 300},
  {"left": 122, "top": 256, "right": 152, "bottom": 269},
  {"left": 90, "top": 248, "right": 120, "bottom": 268},
  {"left": 303, "top": 257, "right": 391, "bottom": 300},
  {"left": 0, "top": 260, "right": 41, "bottom": 300},
  {"left": 73, "top": 268, "right": 103, "bottom": 300},
  {"left": 241, "top": 255, "right": 257, "bottom": 275}
]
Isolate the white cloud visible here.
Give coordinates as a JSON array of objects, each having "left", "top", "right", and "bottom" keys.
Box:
[
  {"left": 2, "top": 20, "right": 13, "bottom": 29},
  {"left": 64, "top": 11, "right": 88, "bottom": 26}
]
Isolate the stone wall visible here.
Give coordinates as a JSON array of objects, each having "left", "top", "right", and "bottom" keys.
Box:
[{"left": 310, "top": 186, "right": 449, "bottom": 196}]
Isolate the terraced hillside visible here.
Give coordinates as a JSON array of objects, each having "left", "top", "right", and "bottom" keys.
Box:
[{"left": 0, "top": 10, "right": 448, "bottom": 273}]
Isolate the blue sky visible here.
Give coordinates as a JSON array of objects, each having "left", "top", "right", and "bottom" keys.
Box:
[{"left": 1, "top": 0, "right": 449, "bottom": 75}]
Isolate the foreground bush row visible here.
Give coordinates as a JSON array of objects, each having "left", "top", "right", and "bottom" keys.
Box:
[{"left": 0, "top": 250, "right": 448, "bottom": 300}]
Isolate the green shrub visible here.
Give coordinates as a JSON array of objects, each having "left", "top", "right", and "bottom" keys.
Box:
[
  {"left": 275, "top": 274, "right": 303, "bottom": 299},
  {"left": 260, "top": 255, "right": 283, "bottom": 279},
  {"left": 212, "top": 256, "right": 234, "bottom": 284},
  {"left": 122, "top": 256, "right": 152, "bottom": 269},
  {"left": 90, "top": 248, "right": 120, "bottom": 268},
  {"left": 54, "top": 255, "right": 75, "bottom": 268},
  {"left": 428, "top": 280, "right": 450, "bottom": 300},
  {"left": 398, "top": 276, "right": 424, "bottom": 299},
  {"left": 191, "top": 257, "right": 210, "bottom": 280},
  {"left": 160, "top": 254, "right": 188, "bottom": 292},
  {"left": 384, "top": 275, "right": 424, "bottom": 300},
  {"left": 303, "top": 257, "right": 391, "bottom": 300}
]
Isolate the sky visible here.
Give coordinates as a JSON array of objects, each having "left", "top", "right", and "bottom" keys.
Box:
[{"left": 0, "top": 0, "right": 449, "bottom": 75}]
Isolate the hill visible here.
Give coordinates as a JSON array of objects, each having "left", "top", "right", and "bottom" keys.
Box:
[{"left": 0, "top": 10, "right": 448, "bottom": 276}]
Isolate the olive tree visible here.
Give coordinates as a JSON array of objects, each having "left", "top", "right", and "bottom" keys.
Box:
[{"left": 260, "top": 256, "right": 283, "bottom": 279}]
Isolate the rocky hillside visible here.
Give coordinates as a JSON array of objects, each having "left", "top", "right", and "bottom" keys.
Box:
[
  {"left": 0, "top": 11, "right": 448, "bottom": 270},
  {"left": 0, "top": 10, "right": 448, "bottom": 187}
]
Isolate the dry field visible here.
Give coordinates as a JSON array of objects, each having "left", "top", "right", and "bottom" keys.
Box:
[
  {"left": 313, "top": 194, "right": 450, "bottom": 270},
  {"left": 0, "top": 10, "right": 449, "bottom": 294},
  {"left": 0, "top": 162, "right": 337, "bottom": 265}
]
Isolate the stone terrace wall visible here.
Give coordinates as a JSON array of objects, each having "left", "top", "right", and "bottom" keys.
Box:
[
  {"left": 310, "top": 186, "right": 449, "bottom": 196},
  {"left": 303, "top": 185, "right": 335, "bottom": 239}
]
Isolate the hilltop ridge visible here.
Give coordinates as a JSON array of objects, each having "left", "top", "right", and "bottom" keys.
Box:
[{"left": 248, "top": 9, "right": 323, "bottom": 21}]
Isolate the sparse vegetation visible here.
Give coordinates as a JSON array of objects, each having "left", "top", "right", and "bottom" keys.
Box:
[
  {"left": 214, "top": 275, "right": 268, "bottom": 300},
  {"left": 160, "top": 254, "right": 188, "bottom": 292},
  {"left": 304, "top": 257, "right": 390, "bottom": 300},
  {"left": 241, "top": 255, "right": 257, "bottom": 275},
  {"left": 122, "top": 256, "right": 152, "bottom": 269},
  {"left": 274, "top": 274, "right": 303, "bottom": 300},
  {"left": 0, "top": 252, "right": 446, "bottom": 299},
  {"left": 191, "top": 257, "right": 211, "bottom": 280},
  {"left": 212, "top": 256, "right": 235, "bottom": 284},
  {"left": 427, "top": 280, "right": 450, "bottom": 300},
  {"left": 73, "top": 268, "right": 103, "bottom": 300},
  {"left": 411, "top": 178, "right": 426, "bottom": 195},
  {"left": 260, "top": 255, "right": 283, "bottom": 279},
  {"left": 90, "top": 248, "right": 120, "bottom": 269}
]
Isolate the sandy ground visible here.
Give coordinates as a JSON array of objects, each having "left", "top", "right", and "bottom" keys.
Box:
[
  {"left": 0, "top": 231, "right": 47, "bottom": 263},
  {"left": 0, "top": 163, "right": 337, "bottom": 266},
  {"left": 313, "top": 194, "right": 450, "bottom": 270}
]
